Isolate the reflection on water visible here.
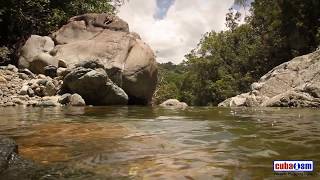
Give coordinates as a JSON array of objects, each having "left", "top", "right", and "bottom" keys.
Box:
[{"left": 0, "top": 106, "right": 320, "bottom": 179}]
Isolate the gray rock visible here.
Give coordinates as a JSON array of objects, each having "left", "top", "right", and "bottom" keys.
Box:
[
  {"left": 36, "top": 97, "right": 60, "bottom": 107},
  {"left": 304, "top": 82, "right": 320, "bottom": 98},
  {"left": 0, "top": 136, "right": 108, "bottom": 179},
  {"left": 219, "top": 50, "right": 320, "bottom": 107},
  {"left": 262, "top": 90, "right": 320, "bottom": 107},
  {"left": 160, "top": 99, "right": 188, "bottom": 109},
  {"left": 69, "top": 94, "right": 86, "bottom": 106},
  {"left": 44, "top": 81, "right": 56, "bottom": 96},
  {"left": 251, "top": 82, "right": 263, "bottom": 91},
  {"left": 0, "top": 75, "right": 7, "bottom": 84},
  {"left": 63, "top": 67, "right": 128, "bottom": 105},
  {"left": 18, "top": 95, "right": 29, "bottom": 101},
  {"left": 6, "top": 64, "right": 18, "bottom": 72},
  {"left": 18, "top": 68, "right": 36, "bottom": 78},
  {"left": 37, "top": 79, "right": 48, "bottom": 86},
  {"left": 18, "top": 73, "right": 29, "bottom": 80},
  {"left": 0, "top": 137, "right": 18, "bottom": 172},
  {"left": 44, "top": 65, "right": 57, "bottom": 77},
  {"left": 30, "top": 82, "right": 39, "bottom": 90},
  {"left": 122, "top": 39, "right": 158, "bottom": 105},
  {"left": 27, "top": 100, "right": 38, "bottom": 106},
  {"left": 75, "top": 60, "right": 105, "bottom": 70},
  {"left": 19, "top": 85, "right": 29, "bottom": 95},
  {"left": 27, "top": 88, "right": 35, "bottom": 97},
  {"left": 36, "top": 100, "right": 57, "bottom": 107},
  {"left": 34, "top": 86, "right": 45, "bottom": 97},
  {"left": 4, "top": 102, "right": 15, "bottom": 106},
  {"left": 37, "top": 74, "right": 47, "bottom": 79},
  {"left": 18, "top": 35, "right": 56, "bottom": 73},
  {"left": 58, "top": 93, "right": 71, "bottom": 105},
  {"left": 12, "top": 98, "right": 24, "bottom": 105},
  {"left": 57, "top": 67, "right": 70, "bottom": 78},
  {"left": 28, "top": 52, "right": 58, "bottom": 74}
]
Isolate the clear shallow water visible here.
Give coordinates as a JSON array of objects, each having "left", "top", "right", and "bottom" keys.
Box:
[{"left": 0, "top": 106, "right": 320, "bottom": 179}]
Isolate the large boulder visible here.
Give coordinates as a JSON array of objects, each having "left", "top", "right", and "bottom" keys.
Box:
[
  {"left": 18, "top": 35, "right": 60, "bottom": 74},
  {"left": 19, "top": 13, "right": 157, "bottom": 105},
  {"left": 62, "top": 65, "right": 128, "bottom": 106},
  {"left": 123, "top": 39, "right": 158, "bottom": 104},
  {"left": 219, "top": 50, "right": 320, "bottom": 107}
]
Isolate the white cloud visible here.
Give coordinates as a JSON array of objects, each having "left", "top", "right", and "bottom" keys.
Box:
[{"left": 119, "top": 0, "right": 234, "bottom": 63}]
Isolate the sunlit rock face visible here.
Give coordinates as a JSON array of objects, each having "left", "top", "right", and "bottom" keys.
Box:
[
  {"left": 19, "top": 13, "right": 158, "bottom": 105},
  {"left": 219, "top": 50, "right": 320, "bottom": 107}
]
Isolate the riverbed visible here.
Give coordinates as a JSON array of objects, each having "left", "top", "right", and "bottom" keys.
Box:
[{"left": 0, "top": 106, "right": 319, "bottom": 179}]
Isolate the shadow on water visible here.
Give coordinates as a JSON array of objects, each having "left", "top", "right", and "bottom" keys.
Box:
[{"left": 0, "top": 106, "right": 319, "bottom": 179}]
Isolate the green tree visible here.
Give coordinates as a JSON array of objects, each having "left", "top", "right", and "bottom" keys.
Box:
[{"left": 153, "top": 62, "right": 187, "bottom": 104}]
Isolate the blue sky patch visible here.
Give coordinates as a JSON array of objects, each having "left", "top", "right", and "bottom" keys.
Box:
[
  {"left": 232, "top": 0, "right": 253, "bottom": 11},
  {"left": 154, "top": 0, "right": 175, "bottom": 20}
]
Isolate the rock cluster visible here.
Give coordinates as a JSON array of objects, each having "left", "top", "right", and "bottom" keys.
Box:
[
  {"left": 219, "top": 50, "right": 320, "bottom": 108},
  {"left": 18, "top": 13, "right": 158, "bottom": 105},
  {"left": 0, "top": 64, "right": 86, "bottom": 107}
]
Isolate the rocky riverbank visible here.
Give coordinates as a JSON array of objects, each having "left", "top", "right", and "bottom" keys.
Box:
[
  {"left": 0, "top": 64, "right": 64, "bottom": 107},
  {"left": 0, "top": 59, "right": 148, "bottom": 107}
]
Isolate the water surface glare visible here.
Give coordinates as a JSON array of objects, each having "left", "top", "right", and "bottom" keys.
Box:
[{"left": 0, "top": 106, "right": 319, "bottom": 179}]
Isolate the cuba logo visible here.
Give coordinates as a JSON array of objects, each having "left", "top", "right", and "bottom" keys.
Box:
[{"left": 273, "top": 160, "right": 314, "bottom": 172}]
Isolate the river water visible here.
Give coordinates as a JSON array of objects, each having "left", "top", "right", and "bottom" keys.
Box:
[{"left": 0, "top": 106, "right": 319, "bottom": 179}]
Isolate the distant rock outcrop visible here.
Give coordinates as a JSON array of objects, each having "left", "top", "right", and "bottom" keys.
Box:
[
  {"left": 18, "top": 13, "right": 158, "bottom": 105},
  {"left": 219, "top": 50, "right": 320, "bottom": 108}
]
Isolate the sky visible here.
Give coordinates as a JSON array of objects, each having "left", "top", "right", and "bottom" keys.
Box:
[{"left": 119, "top": 0, "right": 241, "bottom": 63}]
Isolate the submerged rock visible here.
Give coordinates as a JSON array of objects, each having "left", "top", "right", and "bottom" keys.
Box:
[
  {"left": 219, "top": 50, "right": 320, "bottom": 107},
  {"left": 0, "top": 137, "right": 108, "bottom": 179},
  {"left": 69, "top": 93, "right": 86, "bottom": 106},
  {"left": 160, "top": 99, "right": 188, "bottom": 109},
  {"left": 0, "top": 136, "right": 37, "bottom": 179},
  {"left": 0, "top": 137, "right": 18, "bottom": 173},
  {"left": 36, "top": 96, "right": 60, "bottom": 107}
]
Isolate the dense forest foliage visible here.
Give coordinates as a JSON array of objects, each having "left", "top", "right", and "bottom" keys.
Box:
[
  {"left": 154, "top": 0, "right": 320, "bottom": 106},
  {"left": 0, "top": 0, "right": 122, "bottom": 64}
]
